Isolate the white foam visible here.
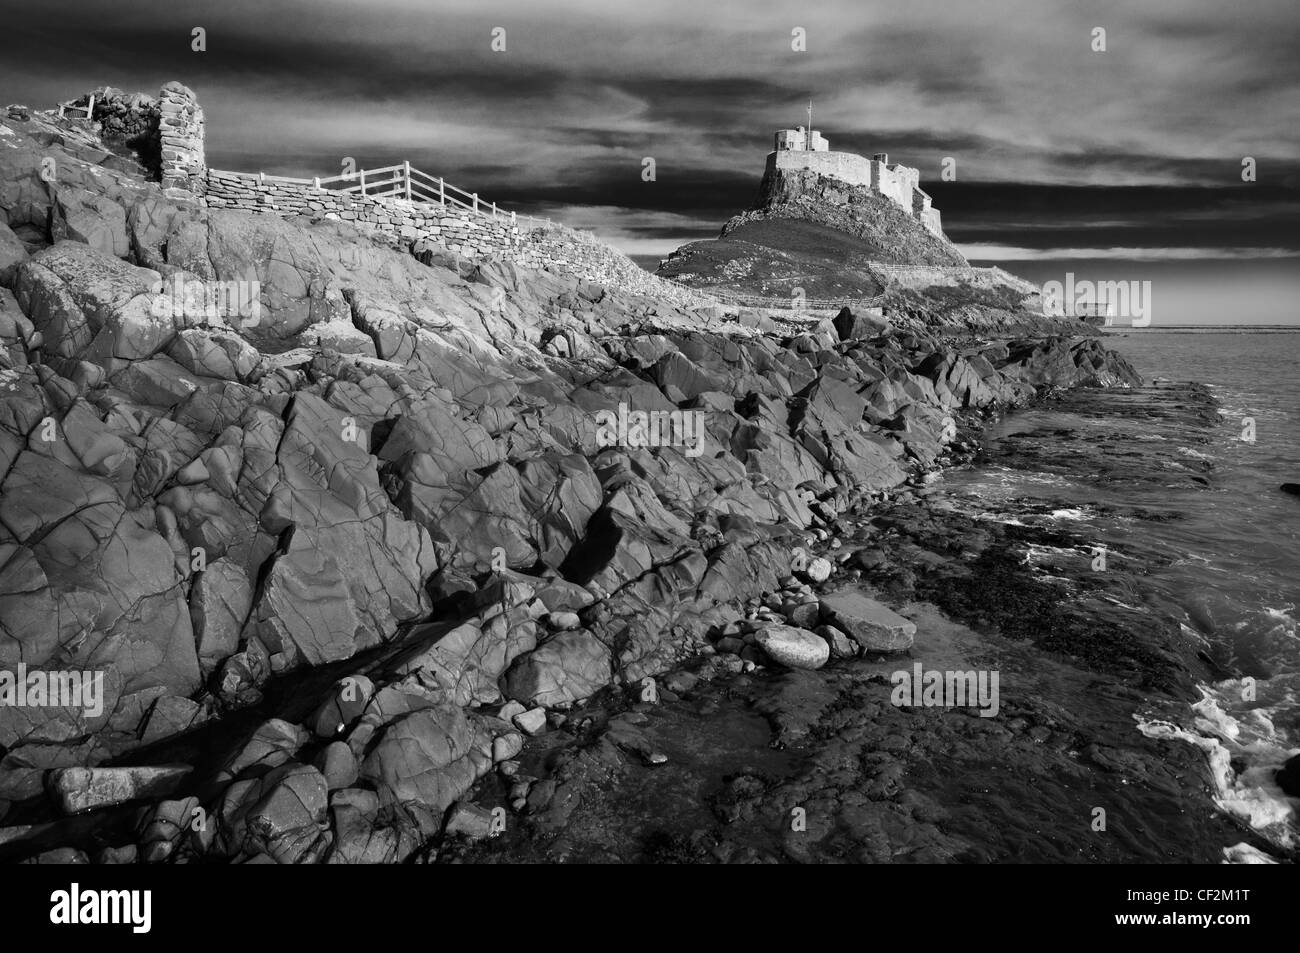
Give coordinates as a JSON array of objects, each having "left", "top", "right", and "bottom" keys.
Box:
[
  {"left": 1047, "top": 507, "right": 1089, "bottom": 521},
  {"left": 1264, "top": 605, "right": 1297, "bottom": 627},
  {"left": 1137, "top": 684, "right": 1298, "bottom": 860},
  {"left": 1222, "top": 843, "right": 1277, "bottom": 864}
]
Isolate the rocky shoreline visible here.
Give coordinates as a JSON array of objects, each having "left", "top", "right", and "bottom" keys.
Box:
[
  {"left": 0, "top": 98, "right": 1247, "bottom": 864},
  {"left": 432, "top": 391, "right": 1269, "bottom": 865}
]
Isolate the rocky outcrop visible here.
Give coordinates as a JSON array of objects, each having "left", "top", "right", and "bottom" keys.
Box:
[
  {"left": 655, "top": 160, "right": 1073, "bottom": 339},
  {"left": 0, "top": 90, "right": 1144, "bottom": 863},
  {"left": 737, "top": 166, "right": 968, "bottom": 266}
]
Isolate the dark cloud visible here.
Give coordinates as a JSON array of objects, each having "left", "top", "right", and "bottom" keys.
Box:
[{"left": 2, "top": 0, "right": 1297, "bottom": 258}]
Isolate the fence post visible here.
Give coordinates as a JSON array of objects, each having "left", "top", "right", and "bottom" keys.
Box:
[
  {"left": 87, "top": 94, "right": 95, "bottom": 117},
  {"left": 313, "top": 176, "right": 320, "bottom": 189},
  {"left": 491, "top": 202, "right": 497, "bottom": 218},
  {"left": 359, "top": 169, "right": 366, "bottom": 196},
  {"left": 473, "top": 193, "right": 479, "bottom": 213},
  {"left": 404, "top": 161, "right": 411, "bottom": 201},
  {"left": 439, "top": 177, "right": 445, "bottom": 205}
]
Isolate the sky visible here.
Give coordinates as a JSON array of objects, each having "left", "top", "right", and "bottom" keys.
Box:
[{"left": 3, "top": 0, "right": 1298, "bottom": 320}]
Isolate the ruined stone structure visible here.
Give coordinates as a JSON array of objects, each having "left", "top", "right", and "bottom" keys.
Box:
[
  {"left": 768, "top": 128, "right": 943, "bottom": 237},
  {"left": 158, "top": 82, "right": 205, "bottom": 196}
]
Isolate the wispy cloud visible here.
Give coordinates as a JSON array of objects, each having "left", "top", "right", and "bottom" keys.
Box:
[{"left": 2, "top": 0, "right": 1297, "bottom": 259}]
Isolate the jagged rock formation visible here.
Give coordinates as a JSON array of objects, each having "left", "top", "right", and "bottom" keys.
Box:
[{"left": 0, "top": 93, "right": 1140, "bottom": 863}]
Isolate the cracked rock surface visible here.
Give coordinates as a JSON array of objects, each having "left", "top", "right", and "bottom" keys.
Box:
[{"left": 1, "top": 101, "right": 1200, "bottom": 865}]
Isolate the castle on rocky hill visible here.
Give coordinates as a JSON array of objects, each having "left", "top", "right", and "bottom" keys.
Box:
[{"left": 768, "top": 125, "right": 944, "bottom": 237}]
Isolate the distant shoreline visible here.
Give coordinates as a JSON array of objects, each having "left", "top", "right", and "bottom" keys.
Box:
[{"left": 1100, "top": 325, "right": 1300, "bottom": 334}]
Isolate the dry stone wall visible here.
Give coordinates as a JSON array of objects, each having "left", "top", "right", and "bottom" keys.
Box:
[{"left": 204, "top": 169, "right": 708, "bottom": 308}]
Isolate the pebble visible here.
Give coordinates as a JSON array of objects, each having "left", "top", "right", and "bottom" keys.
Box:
[{"left": 801, "top": 556, "right": 832, "bottom": 583}]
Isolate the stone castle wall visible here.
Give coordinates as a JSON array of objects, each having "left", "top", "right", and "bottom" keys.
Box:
[
  {"left": 773, "top": 150, "right": 874, "bottom": 189},
  {"left": 770, "top": 149, "right": 941, "bottom": 237}
]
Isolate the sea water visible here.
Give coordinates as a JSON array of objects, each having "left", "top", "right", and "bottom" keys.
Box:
[{"left": 944, "top": 331, "right": 1300, "bottom": 859}]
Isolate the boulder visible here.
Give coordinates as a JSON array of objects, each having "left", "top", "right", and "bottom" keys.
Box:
[
  {"left": 819, "top": 591, "right": 916, "bottom": 652},
  {"left": 317, "top": 741, "right": 359, "bottom": 791},
  {"left": 833, "top": 306, "right": 889, "bottom": 342},
  {"left": 755, "top": 625, "right": 830, "bottom": 670},
  {"left": 310, "top": 675, "right": 375, "bottom": 739},
  {"left": 444, "top": 802, "right": 497, "bottom": 840},
  {"left": 801, "top": 556, "right": 832, "bottom": 583},
  {"left": 504, "top": 630, "right": 612, "bottom": 707},
  {"left": 48, "top": 765, "right": 191, "bottom": 814},
  {"left": 512, "top": 707, "right": 548, "bottom": 736},
  {"left": 234, "top": 763, "right": 331, "bottom": 864},
  {"left": 359, "top": 701, "right": 494, "bottom": 835}
]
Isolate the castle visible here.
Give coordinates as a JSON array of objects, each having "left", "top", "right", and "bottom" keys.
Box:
[{"left": 768, "top": 126, "right": 943, "bottom": 237}]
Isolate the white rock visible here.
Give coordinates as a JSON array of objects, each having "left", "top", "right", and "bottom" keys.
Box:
[
  {"left": 755, "top": 625, "right": 830, "bottom": 670},
  {"left": 548, "top": 610, "right": 581, "bottom": 631},
  {"left": 801, "top": 557, "right": 833, "bottom": 583},
  {"left": 512, "top": 707, "right": 548, "bottom": 736},
  {"left": 49, "top": 766, "right": 192, "bottom": 815},
  {"left": 497, "top": 700, "right": 526, "bottom": 723}
]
